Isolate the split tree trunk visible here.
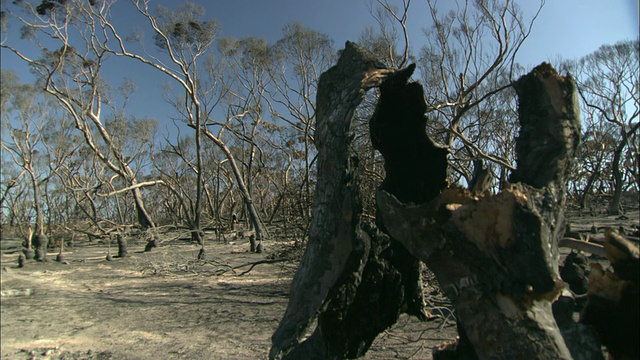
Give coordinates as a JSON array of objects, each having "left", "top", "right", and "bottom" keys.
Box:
[
  {"left": 270, "top": 42, "right": 427, "bottom": 360},
  {"left": 376, "top": 63, "right": 581, "bottom": 359}
]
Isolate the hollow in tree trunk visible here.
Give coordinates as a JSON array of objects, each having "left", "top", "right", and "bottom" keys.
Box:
[
  {"left": 376, "top": 63, "right": 583, "bottom": 359},
  {"left": 270, "top": 42, "right": 429, "bottom": 360}
]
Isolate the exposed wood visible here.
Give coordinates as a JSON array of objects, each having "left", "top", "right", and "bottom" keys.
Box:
[
  {"left": 375, "top": 63, "right": 583, "bottom": 359},
  {"left": 95, "top": 180, "right": 166, "bottom": 197},
  {"left": 559, "top": 237, "right": 606, "bottom": 257},
  {"left": 581, "top": 229, "right": 639, "bottom": 360}
]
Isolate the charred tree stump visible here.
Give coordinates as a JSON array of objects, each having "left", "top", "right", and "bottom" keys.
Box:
[
  {"left": 32, "top": 233, "right": 48, "bottom": 262},
  {"left": 249, "top": 234, "right": 256, "bottom": 253},
  {"left": 18, "top": 253, "right": 25, "bottom": 268},
  {"left": 144, "top": 238, "right": 157, "bottom": 252},
  {"left": 270, "top": 42, "right": 428, "bottom": 360},
  {"left": 117, "top": 234, "right": 128, "bottom": 258},
  {"left": 376, "top": 63, "right": 582, "bottom": 359}
]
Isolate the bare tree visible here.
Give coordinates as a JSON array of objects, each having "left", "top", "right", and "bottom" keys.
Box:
[
  {"left": 564, "top": 40, "right": 639, "bottom": 214},
  {"left": 268, "top": 23, "right": 336, "bottom": 221},
  {"left": 1, "top": 0, "right": 158, "bottom": 231},
  {"left": 217, "top": 35, "right": 276, "bottom": 246},
  {"left": 111, "top": 1, "right": 271, "bottom": 246},
  {"left": 418, "top": 0, "right": 544, "bottom": 186},
  {"left": 360, "top": 0, "right": 411, "bottom": 68},
  {"left": 0, "top": 70, "right": 77, "bottom": 260}
]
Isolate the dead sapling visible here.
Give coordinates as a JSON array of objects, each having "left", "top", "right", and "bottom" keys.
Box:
[
  {"left": 18, "top": 253, "right": 26, "bottom": 268},
  {"left": 198, "top": 233, "right": 206, "bottom": 261},
  {"left": 106, "top": 235, "right": 113, "bottom": 261},
  {"left": 55, "top": 237, "right": 65, "bottom": 263},
  {"left": 249, "top": 234, "right": 256, "bottom": 253},
  {"left": 24, "top": 227, "right": 34, "bottom": 260}
]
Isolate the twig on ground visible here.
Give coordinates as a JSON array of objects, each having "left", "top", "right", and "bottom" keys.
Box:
[{"left": 216, "top": 258, "right": 289, "bottom": 276}]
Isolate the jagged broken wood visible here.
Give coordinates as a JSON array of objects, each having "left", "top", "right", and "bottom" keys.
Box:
[
  {"left": 271, "top": 41, "right": 451, "bottom": 360},
  {"left": 376, "top": 63, "right": 584, "bottom": 359},
  {"left": 581, "top": 228, "right": 639, "bottom": 360}
]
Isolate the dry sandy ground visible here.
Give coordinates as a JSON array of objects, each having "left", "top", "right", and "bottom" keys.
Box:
[
  {"left": 2, "top": 200, "right": 638, "bottom": 360},
  {"left": 1, "top": 237, "right": 458, "bottom": 360}
]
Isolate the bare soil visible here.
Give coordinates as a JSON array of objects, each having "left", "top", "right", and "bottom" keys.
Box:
[
  {"left": 1, "top": 235, "right": 457, "bottom": 360},
  {"left": 2, "top": 195, "right": 638, "bottom": 359}
]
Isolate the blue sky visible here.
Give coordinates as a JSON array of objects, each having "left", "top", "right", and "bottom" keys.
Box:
[{"left": 1, "top": 0, "right": 638, "bottom": 131}]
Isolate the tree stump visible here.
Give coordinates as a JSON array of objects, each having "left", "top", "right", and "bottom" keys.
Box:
[
  {"left": 376, "top": 63, "right": 582, "bottom": 359},
  {"left": 32, "top": 234, "right": 48, "bottom": 262},
  {"left": 270, "top": 42, "right": 426, "bottom": 360},
  {"left": 117, "top": 234, "right": 128, "bottom": 258},
  {"left": 18, "top": 254, "right": 26, "bottom": 268},
  {"left": 249, "top": 234, "right": 256, "bottom": 253},
  {"left": 144, "top": 239, "right": 157, "bottom": 252}
]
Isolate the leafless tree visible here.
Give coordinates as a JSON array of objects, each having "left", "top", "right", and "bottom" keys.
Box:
[
  {"left": 418, "top": 0, "right": 544, "bottom": 186},
  {"left": 361, "top": 0, "right": 411, "bottom": 68},
  {"left": 1, "top": 0, "right": 159, "bottom": 231},
  {"left": 267, "top": 23, "right": 335, "bottom": 221},
  {"left": 0, "top": 70, "right": 78, "bottom": 260},
  {"left": 564, "top": 40, "right": 639, "bottom": 214}
]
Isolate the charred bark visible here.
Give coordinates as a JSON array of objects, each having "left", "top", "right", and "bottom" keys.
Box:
[
  {"left": 581, "top": 229, "right": 639, "bottom": 360},
  {"left": 270, "top": 42, "right": 427, "bottom": 360},
  {"left": 18, "top": 253, "right": 25, "bottom": 268},
  {"left": 32, "top": 233, "right": 48, "bottom": 262},
  {"left": 376, "top": 63, "right": 582, "bottom": 359},
  {"left": 116, "top": 234, "right": 128, "bottom": 258},
  {"left": 144, "top": 238, "right": 157, "bottom": 252}
]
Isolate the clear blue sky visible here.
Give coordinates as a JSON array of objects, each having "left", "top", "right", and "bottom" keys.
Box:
[{"left": 1, "top": 0, "right": 638, "bottom": 130}]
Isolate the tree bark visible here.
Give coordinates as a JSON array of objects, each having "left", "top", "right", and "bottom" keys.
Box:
[
  {"left": 32, "top": 233, "right": 48, "bottom": 262},
  {"left": 270, "top": 42, "right": 422, "bottom": 360},
  {"left": 132, "top": 187, "right": 155, "bottom": 229},
  {"left": 375, "top": 63, "right": 581, "bottom": 359},
  {"left": 607, "top": 140, "right": 624, "bottom": 215},
  {"left": 581, "top": 229, "right": 639, "bottom": 360},
  {"left": 116, "top": 233, "right": 128, "bottom": 258},
  {"left": 200, "top": 127, "right": 268, "bottom": 244}
]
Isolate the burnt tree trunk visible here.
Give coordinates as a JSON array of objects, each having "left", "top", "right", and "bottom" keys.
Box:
[
  {"left": 581, "top": 229, "right": 639, "bottom": 360},
  {"left": 117, "top": 234, "right": 128, "bottom": 258},
  {"left": 32, "top": 233, "right": 48, "bottom": 262},
  {"left": 376, "top": 63, "right": 581, "bottom": 359},
  {"left": 270, "top": 42, "right": 428, "bottom": 360}
]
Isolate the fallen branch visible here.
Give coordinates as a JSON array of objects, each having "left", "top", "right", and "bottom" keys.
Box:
[
  {"left": 216, "top": 258, "right": 289, "bottom": 276},
  {"left": 96, "top": 180, "right": 165, "bottom": 197},
  {"left": 559, "top": 237, "right": 606, "bottom": 257}
]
